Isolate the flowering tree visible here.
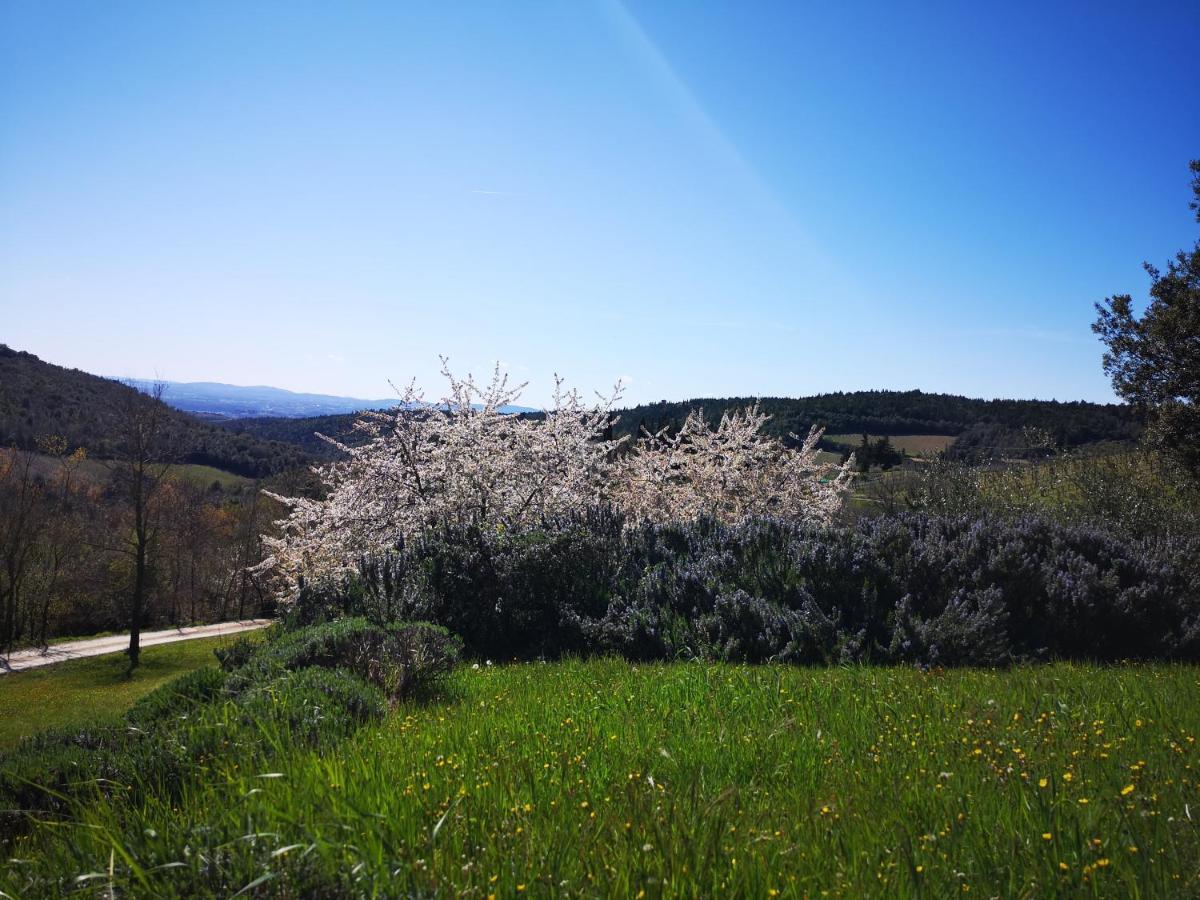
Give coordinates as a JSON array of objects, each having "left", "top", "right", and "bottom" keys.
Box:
[
  {"left": 611, "top": 404, "right": 854, "bottom": 525},
  {"left": 263, "top": 361, "right": 853, "bottom": 587},
  {"left": 262, "top": 359, "right": 625, "bottom": 586}
]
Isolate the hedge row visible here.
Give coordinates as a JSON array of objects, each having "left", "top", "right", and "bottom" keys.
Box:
[{"left": 306, "top": 511, "right": 1200, "bottom": 666}]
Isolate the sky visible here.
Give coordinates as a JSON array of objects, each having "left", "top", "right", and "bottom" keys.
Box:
[{"left": 2, "top": 1, "right": 1198, "bottom": 407}]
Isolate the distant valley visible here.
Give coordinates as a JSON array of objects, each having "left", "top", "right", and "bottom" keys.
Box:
[
  {"left": 121, "top": 378, "right": 539, "bottom": 419},
  {"left": 1, "top": 344, "right": 1142, "bottom": 476},
  {"left": 120, "top": 379, "right": 401, "bottom": 419}
]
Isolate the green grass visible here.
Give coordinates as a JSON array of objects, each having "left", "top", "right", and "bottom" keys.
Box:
[
  {"left": 0, "top": 635, "right": 237, "bottom": 749},
  {"left": 825, "top": 433, "right": 957, "bottom": 455},
  {"left": 24, "top": 451, "right": 251, "bottom": 491},
  {"left": 4, "top": 660, "right": 1199, "bottom": 896},
  {"left": 171, "top": 462, "right": 252, "bottom": 490}
]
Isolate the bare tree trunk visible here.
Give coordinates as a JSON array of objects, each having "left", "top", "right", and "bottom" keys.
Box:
[
  {"left": 1, "top": 577, "right": 14, "bottom": 654},
  {"left": 128, "top": 500, "right": 147, "bottom": 670},
  {"left": 113, "top": 381, "right": 172, "bottom": 673}
]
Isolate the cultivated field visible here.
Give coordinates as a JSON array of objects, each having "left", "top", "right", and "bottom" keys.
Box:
[{"left": 823, "top": 433, "right": 957, "bottom": 456}]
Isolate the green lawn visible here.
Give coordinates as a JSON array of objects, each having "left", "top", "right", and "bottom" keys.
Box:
[
  {"left": 5, "top": 660, "right": 1199, "bottom": 896},
  {"left": 0, "top": 635, "right": 235, "bottom": 749}
]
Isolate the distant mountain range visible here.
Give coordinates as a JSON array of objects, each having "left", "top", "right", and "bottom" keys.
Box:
[{"left": 121, "top": 379, "right": 536, "bottom": 419}]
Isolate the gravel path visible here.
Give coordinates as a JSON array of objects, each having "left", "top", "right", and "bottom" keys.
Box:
[{"left": 0, "top": 619, "right": 272, "bottom": 674}]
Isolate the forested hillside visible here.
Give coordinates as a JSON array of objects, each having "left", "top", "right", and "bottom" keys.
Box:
[
  {"left": 214, "top": 412, "right": 361, "bottom": 458},
  {"left": 213, "top": 388, "right": 1141, "bottom": 459},
  {"left": 613, "top": 390, "right": 1140, "bottom": 447},
  {"left": 0, "top": 346, "right": 310, "bottom": 477}
]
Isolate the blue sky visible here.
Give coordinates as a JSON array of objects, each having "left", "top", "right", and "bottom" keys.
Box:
[{"left": 2, "top": 1, "right": 1197, "bottom": 406}]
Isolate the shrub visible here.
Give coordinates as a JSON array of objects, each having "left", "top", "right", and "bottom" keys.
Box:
[
  {"left": 214, "top": 631, "right": 267, "bottom": 671},
  {"left": 230, "top": 617, "right": 379, "bottom": 684},
  {"left": 303, "top": 510, "right": 1199, "bottom": 667},
  {"left": 230, "top": 617, "right": 462, "bottom": 701},
  {"left": 0, "top": 617, "right": 461, "bottom": 844},
  {"left": 347, "top": 509, "right": 625, "bottom": 660},
  {"left": 0, "top": 725, "right": 128, "bottom": 840},
  {"left": 236, "top": 667, "right": 387, "bottom": 747},
  {"left": 125, "top": 667, "right": 228, "bottom": 728},
  {"left": 281, "top": 575, "right": 365, "bottom": 629},
  {"left": 912, "top": 450, "right": 1200, "bottom": 541},
  {"left": 361, "top": 621, "right": 463, "bottom": 700}
]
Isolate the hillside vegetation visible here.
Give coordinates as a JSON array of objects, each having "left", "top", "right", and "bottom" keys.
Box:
[
  {"left": 214, "top": 389, "right": 1141, "bottom": 463},
  {"left": 214, "top": 411, "right": 362, "bottom": 458},
  {"left": 0, "top": 346, "right": 310, "bottom": 477},
  {"left": 615, "top": 390, "right": 1140, "bottom": 448}
]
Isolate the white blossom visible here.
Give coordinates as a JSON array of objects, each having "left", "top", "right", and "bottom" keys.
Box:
[
  {"left": 264, "top": 361, "right": 853, "bottom": 589},
  {"left": 610, "top": 403, "right": 854, "bottom": 525}
]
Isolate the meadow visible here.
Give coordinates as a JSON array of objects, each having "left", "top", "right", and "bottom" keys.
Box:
[
  {"left": 0, "top": 635, "right": 238, "bottom": 749},
  {"left": 3, "top": 378, "right": 1197, "bottom": 898},
  {"left": 3, "top": 658, "right": 1199, "bottom": 897},
  {"left": 23, "top": 450, "right": 252, "bottom": 492}
]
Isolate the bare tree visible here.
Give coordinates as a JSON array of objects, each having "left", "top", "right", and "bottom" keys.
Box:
[
  {"left": 109, "top": 381, "right": 174, "bottom": 671},
  {"left": 0, "top": 447, "right": 46, "bottom": 652}
]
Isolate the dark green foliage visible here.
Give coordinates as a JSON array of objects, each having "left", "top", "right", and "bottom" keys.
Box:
[
  {"left": 357, "top": 549, "right": 414, "bottom": 624},
  {"left": 212, "top": 631, "right": 265, "bottom": 671},
  {"left": 282, "top": 575, "right": 366, "bottom": 629},
  {"left": 360, "top": 621, "right": 463, "bottom": 700},
  {"left": 1093, "top": 159, "right": 1200, "bottom": 476},
  {"left": 394, "top": 507, "right": 625, "bottom": 659},
  {"left": 604, "top": 516, "right": 1200, "bottom": 665},
  {"left": 230, "top": 616, "right": 462, "bottom": 701},
  {"left": 944, "top": 422, "right": 1056, "bottom": 462},
  {"left": 235, "top": 667, "right": 387, "bottom": 747},
  {"left": 228, "top": 617, "right": 381, "bottom": 680},
  {"left": 913, "top": 449, "right": 1200, "bottom": 540},
  {"left": 0, "top": 724, "right": 128, "bottom": 838},
  {"left": 842, "top": 433, "right": 905, "bottom": 470},
  {"left": 214, "top": 412, "right": 364, "bottom": 458},
  {"left": 124, "top": 666, "right": 228, "bottom": 728},
  {"left": 328, "top": 511, "right": 1199, "bottom": 667},
  {"left": 611, "top": 390, "right": 1139, "bottom": 449}
]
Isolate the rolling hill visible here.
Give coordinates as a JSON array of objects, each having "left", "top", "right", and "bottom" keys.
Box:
[
  {"left": 611, "top": 391, "right": 1141, "bottom": 448},
  {"left": 120, "top": 379, "right": 400, "bottom": 419},
  {"left": 215, "top": 389, "right": 1142, "bottom": 461},
  {"left": 3, "top": 345, "right": 1141, "bottom": 469},
  {"left": 121, "top": 378, "right": 540, "bottom": 420},
  {"left": 0, "top": 346, "right": 311, "bottom": 478}
]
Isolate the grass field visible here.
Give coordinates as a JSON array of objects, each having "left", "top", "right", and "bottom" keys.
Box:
[
  {"left": 824, "top": 433, "right": 957, "bottom": 456},
  {"left": 0, "top": 635, "right": 236, "bottom": 749},
  {"left": 4, "top": 660, "right": 1198, "bottom": 896},
  {"left": 24, "top": 451, "right": 251, "bottom": 491}
]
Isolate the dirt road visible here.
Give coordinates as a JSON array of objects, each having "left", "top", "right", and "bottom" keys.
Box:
[{"left": 0, "top": 619, "right": 272, "bottom": 674}]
